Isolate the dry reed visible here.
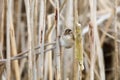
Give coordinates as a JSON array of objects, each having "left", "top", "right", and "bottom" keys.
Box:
[{"left": 0, "top": 0, "right": 119, "bottom": 80}]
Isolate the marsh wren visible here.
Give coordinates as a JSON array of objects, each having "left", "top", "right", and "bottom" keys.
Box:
[{"left": 60, "top": 28, "right": 75, "bottom": 48}]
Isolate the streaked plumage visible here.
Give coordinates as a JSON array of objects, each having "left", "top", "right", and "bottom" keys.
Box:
[{"left": 60, "top": 29, "right": 74, "bottom": 48}]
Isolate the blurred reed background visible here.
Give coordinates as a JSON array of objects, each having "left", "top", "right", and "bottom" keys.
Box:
[{"left": 0, "top": 0, "right": 120, "bottom": 80}]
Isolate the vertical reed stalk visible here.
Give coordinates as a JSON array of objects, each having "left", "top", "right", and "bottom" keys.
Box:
[
  {"left": 24, "top": 0, "right": 33, "bottom": 80},
  {"left": 6, "top": 0, "right": 12, "bottom": 79},
  {"left": 16, "top": 0, "right": 22, "bottom": 48},
  {"left": 0, "top": 0, "right": 4, "bottom": 59},
  {"left": 73, "top": 0, "right": 79, "bottom": 80},
  {"left": 47, "top": 15, "right": 55, "bottom": 80},
  {"left": 37, "top": 0, "right": 46, "bottom": 80},
  {"left": 30, "top": 0, "right": 36, "bottom": 79},
  {"left": 89, "top": 22, "right": 96, "bottom": 80},
  {"left": 114, "top": 0, "right": 118, "bottom": 79},
  {"left": 54, "top": 0, "right": 61, "bottom": 79},
  {"left": 10, "top": 20, "right": 20, "bottom": 80}
]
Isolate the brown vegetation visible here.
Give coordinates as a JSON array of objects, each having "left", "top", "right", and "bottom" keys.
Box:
[{"left": 0, "top": 0, "right": 120, "bottom": 80}]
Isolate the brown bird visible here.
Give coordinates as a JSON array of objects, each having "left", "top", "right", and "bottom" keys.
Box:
[{"left": 60, "top": 28, "right": 75, "bottom": 48}]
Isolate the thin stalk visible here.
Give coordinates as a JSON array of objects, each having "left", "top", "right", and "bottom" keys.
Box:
[
  {"left": 16, "top": 0, "right": 22, "bottom": 48},
  {"left": 24, "top": 0, "right": 33, "bottom": 80},
  {"left": 30, "top": 0, "right": 36, "bottom": 79},
  {"left": 20, "top": 23, "right": 26, "bottom": 76},
  {"left": 54, "top": 0, "right": 61, "bottom": 80},
  {"left": 0, "top": 0, "right": 4, "bottom": 59},
  {"left": 47, "top": 15, "right": 53, "bottom": 80},
  {"left": 6, "top": 0, "right": 12, "bottom": 79},
  {"left": 37, "top": 0, "right": 46, "bottom": 79},
  {"left": 10, "top": 20, "right": 20, "bottom": 80},
  {"left": 114, "top": 0, "right": 119, "bottom": 79},
  {"left": 73, "top": 0, "right": 79, "bottom": 80},
  {"left": 89, "top": 23, "right": 96, "bottom": 80}
]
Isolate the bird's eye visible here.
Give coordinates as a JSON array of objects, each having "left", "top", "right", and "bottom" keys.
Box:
[{"left": 64, "top": 29, "right": 72, "bottom": 34}]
